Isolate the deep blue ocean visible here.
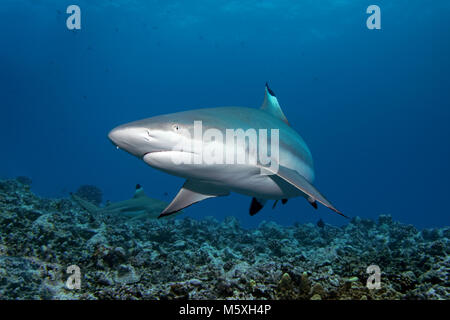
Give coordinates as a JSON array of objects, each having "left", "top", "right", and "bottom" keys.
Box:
[{"left": 1, "top": 0, "right": 449, "bottom": 229}]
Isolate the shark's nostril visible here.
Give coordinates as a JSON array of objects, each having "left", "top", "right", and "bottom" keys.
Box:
[{"left": 145, "top": 129, "right": 155, "bottom": 141}]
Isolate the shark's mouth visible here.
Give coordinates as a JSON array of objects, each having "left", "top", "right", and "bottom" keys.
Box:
[
  {"left": 143, "top": 150, "right": 165, "bottom": 156},
  {"left": 143, "top": 150, "right": 197, "bottom": 157},
  {"left": 142, "top": 150, "right": 199, "bottom": 169},
  {"left": 142, "top": 150, "right": 198, "bottom": 162}
]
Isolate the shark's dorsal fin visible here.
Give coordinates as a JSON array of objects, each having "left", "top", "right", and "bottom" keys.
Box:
[
  {"left": 158, "top": 180, "right": 229, "bottom": 218},
  {"left": 133, "top": 184, "right": 146, "bottom": 198},
  {"left": 261, "top": 83, "right": 290, "bottom": 126}
]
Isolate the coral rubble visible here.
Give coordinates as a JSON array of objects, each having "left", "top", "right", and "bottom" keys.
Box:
[{"left": 0, "top": 178, "right": 448, "bottom": 300}]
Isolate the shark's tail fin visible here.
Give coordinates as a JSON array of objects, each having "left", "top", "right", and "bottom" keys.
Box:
[{"left": 70, "top": 193, "right": 101, "bottom": 215}]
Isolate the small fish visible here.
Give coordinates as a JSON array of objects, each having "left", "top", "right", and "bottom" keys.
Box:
[{"left": 317, "top": 218, "right": 325, "bottom": 229}]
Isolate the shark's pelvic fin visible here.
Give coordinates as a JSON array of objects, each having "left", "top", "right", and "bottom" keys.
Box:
[
  {"left": 158, "top": 180, "right": 229, "bottom": 218},
  {"left": 261, "top": 83, "right": 290, "bottom": 126},
  {"left": 260, "top": 164, "right": 348, "bottom": 218},
  {"left": 272, "top": 200, "right": 279, "bottom": 209},
  {"left": 249, "top": 197, "right": 267, "bottom": 216},
  {"left": 272, "top": 198, "right": 287, "bottom": 209}
]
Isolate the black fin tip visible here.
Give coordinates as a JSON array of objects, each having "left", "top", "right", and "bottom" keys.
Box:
[
  {"left": 249, "top": 197, "right": 264, "bottom": 216},
  {"left": 265, "top": 82, "right": 276, "bottom": 97}
]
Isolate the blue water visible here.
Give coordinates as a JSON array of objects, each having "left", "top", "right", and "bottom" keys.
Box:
[{"left": 1, "top": 0, "right": 449, "bottom": 229}]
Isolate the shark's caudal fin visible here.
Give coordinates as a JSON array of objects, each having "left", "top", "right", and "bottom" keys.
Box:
[
  {"left": 70, "top": 193, "right": 100, "bottom": 215},
  {"left": 158, "top": 180, "right": 229, "bottom": 218},
  {"left": 260, "top": 165, "right": 348, "bottom": 218},
  {"left": 261, "top": 83, "right": 290, "bottom": 125}
]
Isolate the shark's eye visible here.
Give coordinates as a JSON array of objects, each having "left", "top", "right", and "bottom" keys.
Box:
[{"left": 172, "top": 124, "right": 179, "bottom": 132}]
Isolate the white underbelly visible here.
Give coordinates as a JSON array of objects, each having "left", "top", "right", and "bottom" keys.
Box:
[
  {"left": 144, "top": 152, "right": 304, "bottom": 199},
  {"left": 225, "top": 172, "right": 303, "bottom": 199}
]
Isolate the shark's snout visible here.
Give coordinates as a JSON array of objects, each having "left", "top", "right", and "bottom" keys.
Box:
[
  {"left": 108, "top": 125, "right": 154, "bottom": 158},
  {"left": 108, "top": 127, "right": 122, "bottom": 146},
  {"left": 108, "top": 126, "right": 131, "bottom": 150}
]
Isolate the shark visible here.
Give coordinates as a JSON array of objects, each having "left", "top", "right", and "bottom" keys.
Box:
[
  {"left": 108, "top": 83, "right": 347, "bottom": 219},
  {"left": 71, "top": 184, "right": 175, "bottom": 219}
]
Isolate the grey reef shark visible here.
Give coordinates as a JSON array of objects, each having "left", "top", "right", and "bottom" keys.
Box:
[
  {"left": 108, "top": 83, "right": 347, "bottom": 219},
  {"left": 71, "top": 184, "right": 177, "bottom": 220}
]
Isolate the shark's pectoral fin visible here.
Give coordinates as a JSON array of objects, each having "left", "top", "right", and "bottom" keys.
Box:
[
  {"left": 249, "top": 197, "right": 267, "bottom": 216},
  {"left": 158, "top": 180, "right": 229, "bottom": 218},
  {"left": 260, "top": 164, "right": 348, "bottom": 218}
]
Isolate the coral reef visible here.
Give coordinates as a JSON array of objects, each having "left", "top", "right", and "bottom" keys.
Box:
[{"left": 0, "top": 178, "right": 448, "bottom": 300}]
